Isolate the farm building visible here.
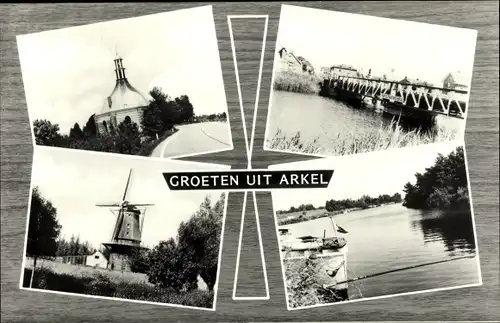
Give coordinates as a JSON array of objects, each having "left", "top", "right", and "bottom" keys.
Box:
[
  {"left": 58, "top": 251, "right": 108, "bottom": 269},
  {"left": 94, "top": 54, "right": 149, "bottom": 135}
]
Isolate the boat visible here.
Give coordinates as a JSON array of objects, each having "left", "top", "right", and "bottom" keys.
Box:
[{"left": 279, "top": 216, "right": 349, "bottom": 301}]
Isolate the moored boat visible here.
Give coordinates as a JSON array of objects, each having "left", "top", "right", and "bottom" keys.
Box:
[{"left": 279, "top": 216, "right": 349, "bottom": 301}]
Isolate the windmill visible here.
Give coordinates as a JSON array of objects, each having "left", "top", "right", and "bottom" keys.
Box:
[{"left": 96, "top": 168, "right": 153, "bottom": 271}]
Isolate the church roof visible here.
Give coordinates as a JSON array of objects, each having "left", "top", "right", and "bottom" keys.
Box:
[
  {"left": 98, "top": 55, "right": 149, "bottom": 115},
  {"left": 100, "top": 79, "right": 148, "bottom": 115}
]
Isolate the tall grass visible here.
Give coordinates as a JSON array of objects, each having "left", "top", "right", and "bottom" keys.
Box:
[
  {"left": 22, "top": 266, "right": 213, "bottom": 308},
  {"left": 273, "top": 70, "right": 321, "bottom": 94},
  {"left": 283, "top": 252, "right": 347, "bottom": 308},
  {"left": 267, "top": 119, "right": 459, "bottom": 156}
]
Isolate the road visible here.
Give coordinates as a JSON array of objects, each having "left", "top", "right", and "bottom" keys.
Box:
[{"left": 150, "top": 122, "right": 232, "bottom": 158}]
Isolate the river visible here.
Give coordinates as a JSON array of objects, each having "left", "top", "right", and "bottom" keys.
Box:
[
  {"left": 266, "top": 91, "right": 464, "bottom": 148},
  {"left": 279, "top": 203, "right": 480, "bottom": 301}
]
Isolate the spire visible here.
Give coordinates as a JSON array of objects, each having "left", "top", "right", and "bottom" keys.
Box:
[{"left": 113, "top": 50, "right": 127, "bottom": 81}]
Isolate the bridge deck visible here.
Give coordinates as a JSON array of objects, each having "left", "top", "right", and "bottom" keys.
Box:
[{"left": 324, "top": 76, "right": 469, "bottom": 119}]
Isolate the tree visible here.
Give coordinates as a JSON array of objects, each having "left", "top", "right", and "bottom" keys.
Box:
[
  {"left": 403, "top": 146, "right": 470, "bottom": 210},
  {"left": 147, "top": 238, "right": 190, "bottom": 292},
  {"left": 129, "top": 248, "right": 150, "bottom": 274},
  {"left": 141, "top": 87, "right": 181, "bottom": 137},
  {"left": 114, "top": 117, "right": 141, "bottom": 154},
  {"left": 33, "top": 119, "right": 63, "bottom": 146},
  {"left": 176, "top": 95, "right": 195, "bottom": 123},
  {"left": 146, "top": 193, "right": 225, "bottom": 292},
  {"left": 55, "top": 235, "right": 95, "bottom": 256},
  {"left": 27, "top": 187, "right": 61, "bottom": 287},
  {"left": 69, "top": 122, "right": 84, "bottom": 140},
  {"left": 177, "top": 193, "right": 225, "bottom": 291},
  {"left": 82, "top": 114, "right": 97, "bottom": 137}
]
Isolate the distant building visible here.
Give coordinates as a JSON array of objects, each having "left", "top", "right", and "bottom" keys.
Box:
[
  {"left": 278, "top": 47, "right": 314, "bottom": 74},
  {"left": 399, "top": 76, "right": 433, "bottom": 87},
  {"left": 85, "top": 251, "right": 109, "bottom": 269},
  {"left": 329, "top": 64, "right": 358, "bottom": 79},
  {"left": 95, "top": 54, "right": 149, "bottom": 135},
  {"left": 443, "top": 72, "right": 468, "bottom": 91},
  {"left": 319, "top": 66, "right": 331, "bottom": 79}
]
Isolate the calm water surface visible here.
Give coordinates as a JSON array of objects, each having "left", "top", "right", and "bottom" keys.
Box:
[
  {"left": 280, "top": 203, "right": 480, "bottom": 300},
  {"left": 267, "top": 91, "right": 463, "bottom": 149},
  {"left": 267, "top": 91, "right": 392, "bottom": 146}
]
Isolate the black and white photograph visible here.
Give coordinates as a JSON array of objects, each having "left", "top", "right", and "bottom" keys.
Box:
[
  {"left": 270, "top": 140, "right": 481, "bottom": 310},
  {"left": 20, "top": 146, "right": 228, "bottom": 310},
  {"left": 264, "top": 4, "right": 477, "bottom": 157},
  {"left": 17, "top": 5, "right": 232, "bottom": 159}
]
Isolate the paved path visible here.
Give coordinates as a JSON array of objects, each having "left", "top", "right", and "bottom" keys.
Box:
[{"left": 150, "top": 122, "right": 232, "bottom": 158}]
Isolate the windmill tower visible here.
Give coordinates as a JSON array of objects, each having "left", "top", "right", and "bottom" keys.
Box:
[{"left": 96, "top": 169, "right": 153, "bottom": 272}]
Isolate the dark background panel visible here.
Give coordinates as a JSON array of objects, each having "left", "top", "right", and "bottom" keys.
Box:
[{"left": 1, "top": 2, "right": 498, "bottom": 322}]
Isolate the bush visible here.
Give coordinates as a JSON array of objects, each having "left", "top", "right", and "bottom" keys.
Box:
[{"left": 23, "top": 267, "right": 214, "bottom": 308}]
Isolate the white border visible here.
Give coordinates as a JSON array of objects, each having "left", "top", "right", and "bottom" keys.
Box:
[
  {"left": 262, "top": 4, "right": 475, "bottom": 160},
  {"left": 19, "top": 145, "right": 231, "bottom": 311},
  {"left": 227, "top": 14, "right": 269, "bottom": 168},
  {"left": 17, "top": 5, "right": 234, "bottom": 162},
  {"left": 232, "top": 191, "right": 270, "bottom": 300},
  {"left": 269, "top": 140, "right": 482, "bottom": 311}
]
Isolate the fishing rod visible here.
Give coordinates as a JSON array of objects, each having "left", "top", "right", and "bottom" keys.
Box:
[{"left": 334, "top": 254, "right": 477, "bottom": 285}]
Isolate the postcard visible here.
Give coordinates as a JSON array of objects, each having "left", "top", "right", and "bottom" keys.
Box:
[
  {"left": 269, "top": 140, "right": 481, "bottom": 309},
  {"left": 264, "top": 5, "right": 477, "bottom": 158},
  {"left": 20, "top": 146, "right": 229, "bottom": 310},
  {"left": 17, "top": 5, "right": 232, "bottom": 160}
]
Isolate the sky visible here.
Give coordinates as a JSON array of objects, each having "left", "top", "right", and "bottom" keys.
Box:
[
  {"left": 17, "top": 5, "right": 228, "bottom": 134},
  {"left": 29, "top": 147, "right": 229, "bottom": 250},
  {"left": 275, "top": 5, "right": 477, "bottom": 86},
  {"left": 270, "top": 140, "right": 465, "bottom": 211}
]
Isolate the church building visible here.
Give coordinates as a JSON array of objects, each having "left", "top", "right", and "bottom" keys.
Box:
[{"left": 95, "top": 54, "right": 149, "bottom": 135}]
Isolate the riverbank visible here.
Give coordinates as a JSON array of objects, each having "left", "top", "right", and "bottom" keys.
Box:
[
  {"left": 273, "top": 70, "right": 321, "bottom": 94},
  {"left": 278, "top": 202, "right": 398, "bottom": 226},
  {"left": 267, "top": 118, "right": 458, "bottom": 156}
]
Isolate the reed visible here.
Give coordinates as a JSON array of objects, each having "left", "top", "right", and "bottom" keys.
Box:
[
  {"left": 273, "top": 70, "right": 321, "bottom": 94},
  {"left": 267, "top": 120, "right": 459, "bottom": 156}
]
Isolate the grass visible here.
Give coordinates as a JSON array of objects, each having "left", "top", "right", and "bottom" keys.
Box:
[
  {"left": 283, "top": 251, "right": 347, "bottom": 308},
  {"left": 267, "top": 119, "right": 459, "bottom": 156},
  {"left": 24, "top": 258, "right": 150, "bottom": 284},
  {"left": 22, "top": 260, "right": 213, "bottom": 308},
  {"left": 138, "top": 127, "right": 178, "bottom": 157},
  {"left": 273, "top": 70, "right": 321, "bottom": 95}
]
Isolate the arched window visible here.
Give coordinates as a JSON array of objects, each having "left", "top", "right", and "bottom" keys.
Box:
[{"left": 102, "top": 120, "right": 108, "bottom": 133}]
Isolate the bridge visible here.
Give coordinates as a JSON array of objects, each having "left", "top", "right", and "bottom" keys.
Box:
[{"left": 322, "top": 75, "right": 469, "bottom": 119}]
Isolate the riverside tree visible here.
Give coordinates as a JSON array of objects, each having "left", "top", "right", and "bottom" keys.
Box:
[
  {"left": 27, "top": 187, "right": 61, "bottom": 287},
  {"left": 403, "top": 146, "right": 469, "bottom": 210}
]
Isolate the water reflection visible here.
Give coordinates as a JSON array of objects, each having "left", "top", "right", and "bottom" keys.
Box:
[{"left": 411, "top": 208, "right": 476, "bottom": 255}]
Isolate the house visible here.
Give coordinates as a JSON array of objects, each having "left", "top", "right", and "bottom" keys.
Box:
[
  {"left": 330, "top": 64, "right": 358, "bottom": 79},
  {"left": 399, "top": 76, "right": 433, "bottom": 87},
  {"left": 277, "top": 47, "right": 314, "bottom": 75},
  {"left": 443, "top": 72, "right": 468, "bottom": 91},
  {"left": 85, "top": 251, "right": 109, "bottom": 269}
]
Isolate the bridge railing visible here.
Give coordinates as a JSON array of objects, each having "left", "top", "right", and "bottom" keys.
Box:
[{"left": 326, "top": 76, "right": 469, "bottom": 118}]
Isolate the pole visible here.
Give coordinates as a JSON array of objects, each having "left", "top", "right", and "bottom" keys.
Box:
[{"left": 336, "top": 254, "right": 476, "bottom": 285}]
